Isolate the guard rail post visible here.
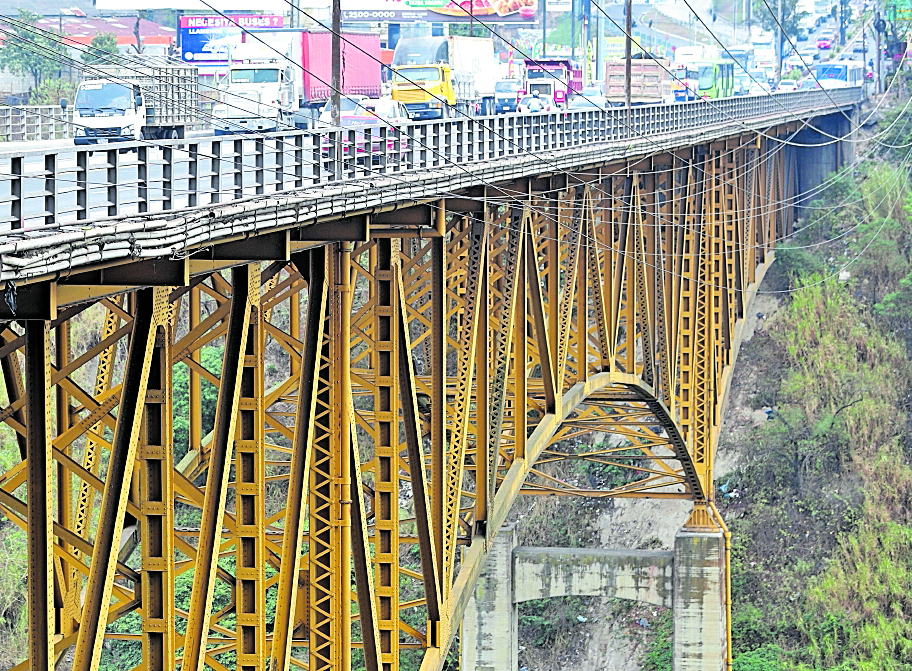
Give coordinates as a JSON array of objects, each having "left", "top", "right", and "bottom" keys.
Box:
[
  {"left": 76, "top": 150, "right": 88, "bottom": 221},
  {"left": 106, "top": 147, "right": 119, "bottom": 217},
  {"left": 163, "top": 144, "right": 173, "bottom": 211}
]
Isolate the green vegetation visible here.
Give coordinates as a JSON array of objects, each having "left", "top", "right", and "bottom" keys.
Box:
[
  {"left": 0, "top": 9, "right": 68, "bottom": 88},
  {"left": 519, "top": 596, "right": 588, "bottom": 648},
  {"left": 752, "top": 0, "right": 808, "bottom": 40},
  {"left": 719, "top": 155, "right": 912, "bottom": 670},
  {"left": 82, "top": 33, "right": 120, "bottom": 66}
]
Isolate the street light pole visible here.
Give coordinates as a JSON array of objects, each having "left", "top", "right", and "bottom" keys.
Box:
[
  {"left": 876, "top": 9, "right": 882, "bottom": 93},
  {"left": 625, "top": 0, "right": 632, "bottom": 107},
  {"left": 332, "top": 0, "right": 341, "bottom": 127},
  {"left": 776, "top": 0, "right": 783, "bottom": 81}
]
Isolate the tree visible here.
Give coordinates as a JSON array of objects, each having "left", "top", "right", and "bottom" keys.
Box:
[
  {"left": 752, "top": 0, "right": 808, "bottom": 40},
  {"left": 82, "top": 32, "right": 119, "bottom": 66},
  {"left": 0, "top": 9, "right": 68, "bottom": 88}
]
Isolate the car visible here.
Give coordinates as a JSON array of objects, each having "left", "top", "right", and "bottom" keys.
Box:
[
  {"left": 799, "top": 46, "right": 819, "bottom": 61},
  {"left": 734, "top": 76, "right": 751, "bottom": 95},
  {"left": 797, "top": 28, "right": 809, "bottom": 41},
  {"left": 366, "top": 98, "right": 411, "bottom": 124},
  {"left": 798, "top": 78, "right": 818, "bottom": 89},
  {"left": 317, "top": 95, "right": 370, "bottom": 125},
  {"left": 786, "top": 55, "right": 807, "bottom": 69},
  {"left": 494, "top": 79, "right": 522, "bottom": 114},
  {"left": 852, "top": 41, "right": 865, "bottom": 54},
  {"left": 748, "top": 81, "right": 771, "bottom": 95},
  {"left": 776, "top": 80, "right": 799, "bottom": 92},
  {"left": 567, "top": 95, "right": 611, "bottom": 111},
  {"left": 517, "top": 94, "right": 556, "bottom": 113},
  {"left": 817, "top": 37, "right": 833, "bottom": 49},
  {"left": 579, "top": 85, "right": 603, "bottom": 97}
]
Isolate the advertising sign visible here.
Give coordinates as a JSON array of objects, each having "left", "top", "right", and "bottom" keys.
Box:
[
  {"left": 341, "top": 0, "right": 540, "bottom": 23},
  {"left": 179, "top": 14, "right": 284, "bottom": 64},
  {"left": 97, "top": 0, "right": 288, "bottom": 9}
]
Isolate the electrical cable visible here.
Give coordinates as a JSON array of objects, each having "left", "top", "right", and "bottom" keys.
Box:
[
  {"left": 590, "top": 0, "right": 912, "bottom": 149},
  {"left": 0, "top": 8, "right": 879, "bottom": 218},
  {"left": 2, "top": 10, "right": 906, "bottom": 282},
  {"left": 267, "top": 1, "right": 883, "bottom": 226}
]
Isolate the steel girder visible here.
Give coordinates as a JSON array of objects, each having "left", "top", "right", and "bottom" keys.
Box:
[{"left": 0, "top": 136, "right": 790, "bottom": 671}]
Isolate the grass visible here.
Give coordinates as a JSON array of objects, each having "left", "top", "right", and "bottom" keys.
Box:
[{"left": 714, "top": 153, "right": 912, "bottom": 671}]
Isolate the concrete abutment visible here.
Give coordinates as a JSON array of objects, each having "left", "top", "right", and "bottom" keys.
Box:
[{"left": 461, "top": 524, "right": 729, "bottom": 670}]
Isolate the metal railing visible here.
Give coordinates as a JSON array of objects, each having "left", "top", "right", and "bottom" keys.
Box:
[
  {"left": 0, "top": 105, "right": 74, "bottom": 142},
  {"left": 0, "top": 88, "right": 862, "bottom": 232}
]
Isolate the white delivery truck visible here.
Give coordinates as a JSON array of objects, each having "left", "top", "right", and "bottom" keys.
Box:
[
  {"left": 67, "top": 55, "right": 198, "bottom": 145},
  {"left": 213, "top": 29, "right": 382, "bottom": 134}
]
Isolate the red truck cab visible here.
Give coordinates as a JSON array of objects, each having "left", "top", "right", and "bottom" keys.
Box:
[{"left": 519, "top": 58, "right": 583, "bottom": 107}]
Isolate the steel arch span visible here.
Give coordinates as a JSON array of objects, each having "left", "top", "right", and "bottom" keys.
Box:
[{"left": 0, "top": 132, "right": 794, "bottom": 671}]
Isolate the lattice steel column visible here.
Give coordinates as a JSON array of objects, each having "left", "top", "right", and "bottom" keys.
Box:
[
  {"left": 371, "top": 239, "right": 401, "bottom": 668},
  {"left": 73, "top": 288, "right": 160, "bottom": 671},
  {"left": 181, "top": 267, "right": 254, "bottom": 671},
  {"left": 272, "top": 251, "right": 328, "bottom": 671},
  {"left": 308, "top": 246, "right": 348, "bottom": 671},
  {"left": 138, "top": 312, "right": 175, "bottom": 671},
  {"left": 25, "top": 322, "right": 53, "bottom": 671},
  {"left": 236, "top": 280, "right": 267, "bottom": 671}
]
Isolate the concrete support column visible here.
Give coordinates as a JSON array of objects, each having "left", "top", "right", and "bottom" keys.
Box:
[
  {"left": 461, "top": 524, "right": 518, "bottom": 671},
  {"left": 673, "top": 528, "right": 727, "bottom": 671}
]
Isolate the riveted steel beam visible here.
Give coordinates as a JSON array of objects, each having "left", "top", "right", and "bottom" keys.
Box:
[
  {"left": 25, "top": 322, "right": 53, "bottom": 671},
  {"left": 72, "top": 287, "right": 160, "bottom": 671},
  {"left": 181, "top": 266, "right": 254, "bottom": 671},
  {"left": 271, "top": 250, "right": 327, "bottom": 671}
]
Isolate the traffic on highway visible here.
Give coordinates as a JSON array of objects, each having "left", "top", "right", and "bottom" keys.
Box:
[{"left": 0, "top": 0, "right": 891, "bottom": 229}]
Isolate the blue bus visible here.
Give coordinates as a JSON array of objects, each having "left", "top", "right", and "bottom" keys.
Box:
[{"left": 815, "top": 61, "right": 864, "bottom": 88}]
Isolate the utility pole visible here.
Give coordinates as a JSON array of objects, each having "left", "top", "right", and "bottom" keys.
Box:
[
  {"left": 542, "top": 0, "right": 547, "bottom": 58},
  {"left": 332, "top": 0, "right": 341, "bottom": 127},
  {"left": 625, "top": 0, "right": 632, "bottom": 107},
  {"left": 571, "top": 0, "right": 577, "bottom": 60},
  {"left": 776, "top": 0, "right": 783, "bottom": 81},
  {"left": 862, "top": 4, "right": 868, "bottom": 96},
  {"left": 596, "top": 7, "right": 602, "bottom": 80},
  {"left": 747, "top": 0, "right": 752, "bottom": 42},
  {"left": 585, "top": 2, "right": 591, "bottom": 82},
  {"left": 876, "top": 8, "right": 882, "bottom": 93}
]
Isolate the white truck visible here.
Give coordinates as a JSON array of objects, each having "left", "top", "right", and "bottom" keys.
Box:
[
  {"left": 214, "top": 40, "right": 298, "bottom": 134},
  {"left": 67, "top": 55, "right": 198, "bottom": 145},
  {"left": 213, "top": 29, "right": 382, "bottom": 134}
]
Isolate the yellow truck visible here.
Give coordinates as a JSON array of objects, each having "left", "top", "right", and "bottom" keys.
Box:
[{"left": 391, "top": 36, "right": 496, "bottom": 120}]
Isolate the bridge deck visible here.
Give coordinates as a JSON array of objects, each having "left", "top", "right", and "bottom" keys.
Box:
[{"left": 0, "top": 89, "right": 860, "bottom": 286}]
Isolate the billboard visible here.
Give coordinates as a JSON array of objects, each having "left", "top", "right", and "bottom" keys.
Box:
[
  {"left": 179, "top": 15, "right": 284, "bottom": 64},
  {"left": 547, "top": 0, "right": 572, "bottom": 12},
  {"left": 341, "top": 0, "right": 540, "bottom": 23},
  {"left": 96, "top": 0, "right": 288, "bottom": 8}
]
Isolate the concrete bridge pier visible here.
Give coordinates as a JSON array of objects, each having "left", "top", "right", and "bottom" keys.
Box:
[
  {"left": 462, "top": 517, "right": 729, "bottom": 671},
  {"left": 673, "top": 523, "right": 728, "bottom": 671},
  {"left": 461, "top": 525, "right": 518, "bottom": 671}
]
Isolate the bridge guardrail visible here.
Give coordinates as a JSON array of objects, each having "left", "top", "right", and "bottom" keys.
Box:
[
  {"left": 0, "top": 88, "right": 862, "bottom": 232},
  {"left": 0, "top": 105, "right": 74, "bottom": 142}
]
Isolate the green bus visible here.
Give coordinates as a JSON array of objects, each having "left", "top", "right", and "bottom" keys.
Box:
[{"left": 695, "top": 60, "right": 736, "bottom": 98}]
